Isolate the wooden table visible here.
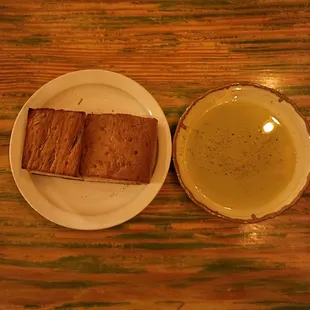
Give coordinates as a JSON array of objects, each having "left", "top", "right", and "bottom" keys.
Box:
[{"left": 1, "top": 1, "right": 310, "bottom": 309}]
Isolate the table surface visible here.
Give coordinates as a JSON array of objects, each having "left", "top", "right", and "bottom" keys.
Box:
[{"left": 1, "top": 1, "right": 310, "bottom": 309}]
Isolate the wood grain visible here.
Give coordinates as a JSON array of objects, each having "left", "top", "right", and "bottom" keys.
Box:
[{"left": 1, "top": 0, "right": 310, "bottom": 309}]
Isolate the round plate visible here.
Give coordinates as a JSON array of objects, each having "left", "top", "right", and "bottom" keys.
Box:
[
  {"left": 173, "top": 83, "right": 310, "bottom": 223},
  {"left": 10, "top": 69, "right": 171, "bottom": 230}
]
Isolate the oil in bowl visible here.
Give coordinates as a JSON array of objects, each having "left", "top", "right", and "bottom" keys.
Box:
[{"left": 185, "top": 102, "right": 296, "bottom": 210}]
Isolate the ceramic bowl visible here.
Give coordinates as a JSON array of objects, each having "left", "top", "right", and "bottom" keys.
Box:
[{"left": 173, "top": 83, "right": 310, "bottom": 223}]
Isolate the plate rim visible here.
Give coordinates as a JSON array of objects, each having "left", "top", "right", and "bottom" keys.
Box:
[
  {"left": 10, "top": 69, "right": 172, "bottom": 230},
  {"left": 173, "top": 82, "right": 310, "bottom": 223}
]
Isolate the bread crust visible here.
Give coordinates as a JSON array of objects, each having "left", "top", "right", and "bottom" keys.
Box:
[
  {"left": 80, "top": 113, "right": 158, "bottom": 184},
  {"left": 22, "top": 108, "right": 86, "bottom": 178}
]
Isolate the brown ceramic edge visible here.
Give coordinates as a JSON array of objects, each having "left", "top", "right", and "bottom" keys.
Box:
[{"left": 172, "top": 82, "right": 310, "bottom": 224}]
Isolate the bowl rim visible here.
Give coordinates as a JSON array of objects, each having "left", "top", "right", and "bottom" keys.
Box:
[{"left": 172, "top": 82, "right": 310, "bottom": 223}]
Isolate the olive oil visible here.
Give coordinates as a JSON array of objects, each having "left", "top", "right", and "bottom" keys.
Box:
[{"left": 185, "top": 102, "right": 296, "bottom": 209}]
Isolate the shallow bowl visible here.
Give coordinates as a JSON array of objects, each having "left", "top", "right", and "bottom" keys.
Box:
[{"left": 173, "top": 83, "right": 310, "bottom": 223}]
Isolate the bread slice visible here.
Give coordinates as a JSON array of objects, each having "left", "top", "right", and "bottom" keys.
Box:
[
  {"left": 22, "top": 108, "right": 86, "bottom": 179},
  {"left": 80, "top": 113, "right": 158, "bottom": 184}
]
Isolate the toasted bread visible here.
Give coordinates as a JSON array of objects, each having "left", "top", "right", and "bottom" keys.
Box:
[
  {"left": 22, "top": 108, "right": 86, "bottom": 179},
  {"left": 80, "top": 113, "right": 158, "bottom": 184}
]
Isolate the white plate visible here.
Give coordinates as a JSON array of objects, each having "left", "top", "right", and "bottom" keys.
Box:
[{"left": 10, "top": 70, "right": 172, "bottom": 230}]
